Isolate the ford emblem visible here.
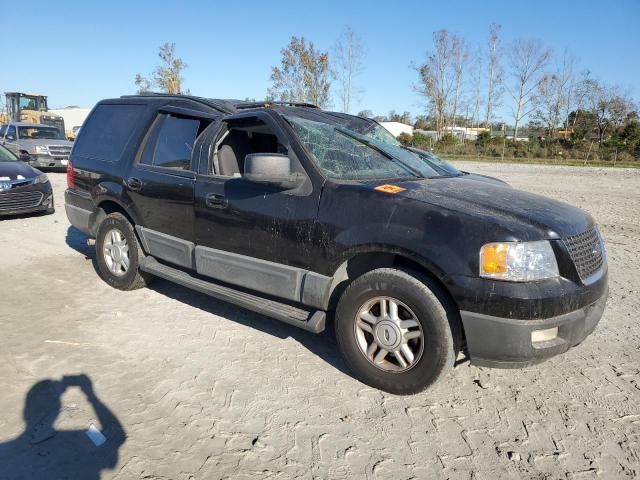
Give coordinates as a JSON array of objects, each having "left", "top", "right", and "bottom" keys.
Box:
[{"left": 0, "top": 182, "right": 11, "bottom": 192}]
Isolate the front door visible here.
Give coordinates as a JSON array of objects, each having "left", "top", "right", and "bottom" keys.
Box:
[{"left": 193, "top": 112, "right": 322, "bottom": 301}]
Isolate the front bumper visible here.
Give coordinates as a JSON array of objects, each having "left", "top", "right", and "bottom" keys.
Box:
[
  {"left": 0, "top": 183, "right": 54, "bottom": 216},
  {"left": 27, "top": 155, "right": 69, "bottom": 169},
  {"left": 460, "top": 288, "right": 607, "bottom": 368}
]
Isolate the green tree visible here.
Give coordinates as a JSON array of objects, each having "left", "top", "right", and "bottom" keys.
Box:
[
  {"left": 475, "top": 131, "right": 491, "bottom": 147},
  {"left": 569, "top": 109, "right": 597, "bottom": 141},
  {"left": 269, "top": 36, "right": 332, "bottom": 108},
  {"left": 621, "top": 120, "right": 640, "bottom": 155},
  {"left": 387, "top": 110, "right": 412, "bottom": 124},
  {"left": 135, "top": 43, "right": 187, "bottom": 94}
]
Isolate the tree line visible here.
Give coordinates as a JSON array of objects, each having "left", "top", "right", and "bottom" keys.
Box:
[{"left": 134, "top": 28, "right": 640, "bottom": 162}]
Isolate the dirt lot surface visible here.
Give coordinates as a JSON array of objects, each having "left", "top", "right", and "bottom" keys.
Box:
[{"left": 0, "top": 163, "right": 639, "bottom": 479}]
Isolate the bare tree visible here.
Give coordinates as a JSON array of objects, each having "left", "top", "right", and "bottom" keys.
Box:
[
  {"left": 135, "top": 43, "right": 187, "bottom": 95},
  {"left": 533, "top": 51, "right": 577, "bottom": 136},
  {"left": 449, "top": 34, "right": 470, "bottom": 129},
  {"left": 333, "top": 27, "right": 365, "bottom": 113},
  {"left": 580, "top": 78, "right": 634, "bottom": 143},
  {"left": 470, "top": 47, "right": 483, "bottom": 129},
  {"left": 416, "top": 30, "right": 456, "bottom": 138},
  {"left": 532, "top": 74, "right": 566, "bottom": 136},
  {"left": 506, "top": 39, "right": 552, "bottom": 139},
  {"left": 533, "top": 56, "right": 572, "bottom": 136},
  {"left": 357, "top": 109, "right": 374, "bottom": 118},
  {"left": 484, "top": 23, "right": 503, "bottom": 132},
  {"left": 387, "top": 110, "right": 412, "bottom": 124},
  {"left": 558, "top": 51, "right": 577, "bottom": 133},
  {"left": 268, "top": 36, "right": 332, "bottom": 108}
]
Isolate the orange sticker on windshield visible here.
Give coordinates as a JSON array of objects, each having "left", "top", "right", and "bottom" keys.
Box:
[{"left": 374, "top": 184, "right": 406, "bottom": 194}]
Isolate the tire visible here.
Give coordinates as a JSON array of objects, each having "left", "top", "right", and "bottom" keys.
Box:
[
  {"left": 335, "top": 268, "right": 461, "bottom": 395},
  {"left": 95, "top": 212, "right": 152, "bottom": 291}
]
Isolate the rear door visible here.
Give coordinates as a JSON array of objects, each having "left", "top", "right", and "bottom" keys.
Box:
[
  {"left": 193, "top": 111, "right": 323, "bottom": 302},
  {"left": 126, "top": 107, "right": 218, "bottom": 269}
]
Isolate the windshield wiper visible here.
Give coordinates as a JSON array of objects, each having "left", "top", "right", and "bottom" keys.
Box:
[{"left": 335, "top": 127, "right": 424, "bottom": 178}]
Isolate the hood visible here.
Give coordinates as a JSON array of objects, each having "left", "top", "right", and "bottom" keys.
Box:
[
  {"left": 0, "top": 160, "right": 39, "bottom": 180},
  {"left": 18, "top": 138, "right": 73, "bottom": 149},
  {"left": 461, "top": 172, "right": 509, "bottom": 187},
  {"left": 388, "top": 176, "right": 593, "bottom": 239}
]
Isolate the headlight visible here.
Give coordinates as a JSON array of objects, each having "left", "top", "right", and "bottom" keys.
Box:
[
  {"left": 33, "top": 173, "right": 49, "bottom": 184},
  {"left": 35, "top": 145, "right": 49, "bottom": 154},
  {"left": 479, "top": 241, "right": 559, "bottom": 281}
]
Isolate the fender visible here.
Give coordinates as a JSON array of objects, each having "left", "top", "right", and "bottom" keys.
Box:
[{"left": 326, "top": 218, "right": 472, "bottom": 278}]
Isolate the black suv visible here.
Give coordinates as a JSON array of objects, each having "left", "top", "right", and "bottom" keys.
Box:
[{"left": 65, "top": 94, "right": 608, "bottom": 394}]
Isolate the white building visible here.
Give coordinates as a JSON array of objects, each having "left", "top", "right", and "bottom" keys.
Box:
[
  {"left": 380, "top": 121, "right": 414, "bottom": 138},
  {"left": 48, "top": 107, "right": 92, "bottom": 135}
]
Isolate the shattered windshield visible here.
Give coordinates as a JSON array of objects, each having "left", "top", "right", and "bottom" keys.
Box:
[
  {"left": 286, "top": 115, "right": 451, "bottom": 180},
  {"left": 362, "top": 123, "right": 401, "bottom": 146},
  {"left": 357, "top": 122, "right": 461, "bottom": 176}
]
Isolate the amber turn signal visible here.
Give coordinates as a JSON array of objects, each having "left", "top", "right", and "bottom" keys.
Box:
[{"left": 480, "top": 243, "right": 509, "bottom": 275}]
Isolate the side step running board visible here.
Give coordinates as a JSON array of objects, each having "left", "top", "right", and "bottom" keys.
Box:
[{"left": 140, "top": 257, "right": 326, "bottom": 333}]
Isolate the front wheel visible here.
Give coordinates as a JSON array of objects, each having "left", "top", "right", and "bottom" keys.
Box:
[{"left": 335, "top": 268, "right": 461, "bottom": 395}]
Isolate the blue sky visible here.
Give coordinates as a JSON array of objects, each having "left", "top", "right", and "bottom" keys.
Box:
[{"left": 3, "top": 0, "right": 639, "bottom": 121}]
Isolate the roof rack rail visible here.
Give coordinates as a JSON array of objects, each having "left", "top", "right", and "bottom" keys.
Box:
[
  {"left": 120, "top": 92, "right": 236, "bottom": 113},
  {"left": 234, "top": 101, "right": 319, "bottom": 110}
]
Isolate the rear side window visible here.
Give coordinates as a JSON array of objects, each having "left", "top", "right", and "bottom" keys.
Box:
[
  {"left": 0, "top": 125, "right": 6, "bottom": 137},
  {"left": 72, "top": 104, "right": 145, "bottom": 164},
  {"left": 139, "top": 114, "right": 202, "bottom": 171}
]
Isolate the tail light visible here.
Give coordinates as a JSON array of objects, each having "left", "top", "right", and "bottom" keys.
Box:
[{"left": 66, "top": 160, "right": 75, "bottom": 189}]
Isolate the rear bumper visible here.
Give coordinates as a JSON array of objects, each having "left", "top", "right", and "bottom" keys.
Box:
[
  {"left": 461, "top": 288, "right": 607, "bottom": 368},
  {"left": 65, "top": 189, "right": 95, "bottom": 235}
]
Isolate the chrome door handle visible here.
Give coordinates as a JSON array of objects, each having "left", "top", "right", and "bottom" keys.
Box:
[
  {"left": 205, "top": 193, "right": 228, "bottom": 209},
  {"left": 127, "top": 177, "right": 142, "bottom": 191}
]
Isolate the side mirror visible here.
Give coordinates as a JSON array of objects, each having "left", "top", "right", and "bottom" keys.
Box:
[
  {"left": 5, "top": 135, "right": 15, "bottom": 141},
  {"left": 244, "top": 153, "right": 304, "bottom": 189}
]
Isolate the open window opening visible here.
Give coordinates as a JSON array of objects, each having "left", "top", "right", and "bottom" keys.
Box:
[
  {"left": 213, "top": 118, "right": 287, "bottom": 177},
  {"left": 139, "top": 113, "right": 211, "bottom": 171}
]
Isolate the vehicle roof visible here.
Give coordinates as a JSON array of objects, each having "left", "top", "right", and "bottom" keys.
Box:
[
  {"left": 117, "top": 93, "right": 340, "bottom": 115},
  {"left": 113, "top": 93, "right": 376, "bottom": 129}
]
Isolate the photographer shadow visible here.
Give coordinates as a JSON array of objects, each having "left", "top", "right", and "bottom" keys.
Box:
[{"left": 0, "top": 375, "right": 125, "bottom": 480}]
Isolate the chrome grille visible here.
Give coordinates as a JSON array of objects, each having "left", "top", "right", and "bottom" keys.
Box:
[
  {"left": 48, "top": 145, "right": 71, "bottom": 157},
  {"left": 563, "top": 227, "right": 604, "bottom": 281},
  {"left": 0, "top": 191, "right": 44, "bottom": 211}
]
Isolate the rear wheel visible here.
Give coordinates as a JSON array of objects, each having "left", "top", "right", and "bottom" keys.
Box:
[
  {"left": 335, "top": 268, "right": 460, "bottom": 395},
  {"left": 95, "top": 212, "right": 152, "bottom": 290}
]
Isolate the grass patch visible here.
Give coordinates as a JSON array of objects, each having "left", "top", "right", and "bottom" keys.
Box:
[{"left": 438, "top": 153, "right": 640, "bottom": 169}]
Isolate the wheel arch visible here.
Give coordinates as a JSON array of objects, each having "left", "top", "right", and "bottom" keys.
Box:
[
  {"left": 90, "top": 199, "right": 141, "bottom": 245},
  {"left": 325, "top": 248, "right": 458, "bottom": 314}
]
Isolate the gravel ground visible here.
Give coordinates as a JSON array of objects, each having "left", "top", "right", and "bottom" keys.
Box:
[{"left": 0, "top": 163, "right": 638, "bottom": 479}]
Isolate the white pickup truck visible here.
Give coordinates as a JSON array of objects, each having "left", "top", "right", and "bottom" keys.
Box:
[{"left": 0, "top": 122, "right": 73, "bottom": 169}]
